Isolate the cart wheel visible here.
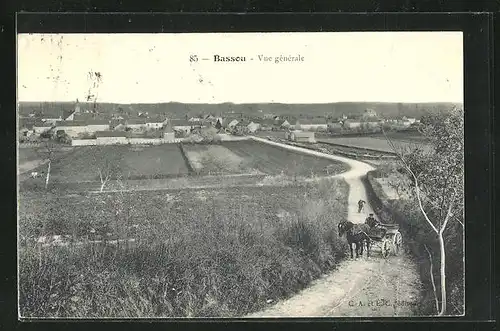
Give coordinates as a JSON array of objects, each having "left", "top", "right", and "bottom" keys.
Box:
[
  {"left": 393, "top": 232, "right": 403, "bottom": 255},
  {"left": 382, "top": 240, "right": 390, "bottom": 258}
]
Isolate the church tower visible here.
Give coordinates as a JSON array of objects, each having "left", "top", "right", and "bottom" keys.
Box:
[{"left": 75, "top": 99, "right": 81, "bottom": 113}]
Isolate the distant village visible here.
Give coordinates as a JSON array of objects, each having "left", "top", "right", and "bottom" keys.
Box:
[{"left": 18, "top": 100, "right": 421, "bottom": 146}]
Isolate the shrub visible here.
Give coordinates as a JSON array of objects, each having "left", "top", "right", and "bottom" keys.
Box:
[{"left": 19, "top": 179, "right": 349, "bottom": 318}]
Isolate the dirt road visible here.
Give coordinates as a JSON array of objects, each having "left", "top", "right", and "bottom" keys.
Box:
[{"left": 247, "top": 137, "right": 421, "bottom": 317}]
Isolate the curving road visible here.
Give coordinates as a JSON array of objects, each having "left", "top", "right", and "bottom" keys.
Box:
[{"left": 247, "top": 136, "right": 421, "bottom": 317}]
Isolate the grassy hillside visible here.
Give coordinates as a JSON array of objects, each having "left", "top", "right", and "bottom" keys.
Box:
[
  {"left": 18, "top": 101, "right": 461, "bottom": 119},
  {"left": 19, "top": 179, "right": 349, "bottom": 318}
]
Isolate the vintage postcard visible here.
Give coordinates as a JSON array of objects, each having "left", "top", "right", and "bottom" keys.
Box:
[{"left": 17, "top": 31, "right": 464, "bottom": 318}]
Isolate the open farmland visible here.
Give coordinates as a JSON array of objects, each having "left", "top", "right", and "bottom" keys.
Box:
[
  {"left": 318, "top": 136, "right": 432, "bottom": 154},
  {"left": 25, "top": 144, "right": 190, "bottom": 184},
  {"left": 20, "top": 141, "right": 348, "bottom": 191},
  {"left": 222, "top": 141, "right": 347, "bottom": 176},
  {"left": 19, "top": 179, "right": 349, "bottom": 318},
  {"left": 182, "top": 144, "right": 258, "bottom": 175}
]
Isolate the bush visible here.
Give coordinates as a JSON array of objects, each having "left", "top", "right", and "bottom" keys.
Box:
[{"left": 19, "top": 179, "right": 350, "bottom": 318}]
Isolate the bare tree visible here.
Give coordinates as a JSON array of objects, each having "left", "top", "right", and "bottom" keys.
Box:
[
  {"left": 91, "top": 146, "right": 119, "bottom": 192},
  {"left": 35, "top": 140, "right": 57, "bottom": 189},
  {"left": 383, "top": 107, "right": 464, "bottom": 316}
]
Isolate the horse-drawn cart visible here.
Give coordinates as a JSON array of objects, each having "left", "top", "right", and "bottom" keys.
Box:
[{"left": 369, "top": 223, "right": 403, "bottom": 258}]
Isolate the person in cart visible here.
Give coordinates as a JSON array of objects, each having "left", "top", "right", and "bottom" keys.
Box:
[{"left": 365, "top": 213, "right": 386, "bottom": 238}]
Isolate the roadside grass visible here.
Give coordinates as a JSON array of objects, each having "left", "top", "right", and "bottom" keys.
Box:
[{"left": 19, "top": 178, "right": 349, "bottom": 318}]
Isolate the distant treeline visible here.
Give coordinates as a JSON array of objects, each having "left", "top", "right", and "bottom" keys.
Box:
[{"left": 19, "top": 101, "right": 461, "bottom": 120}]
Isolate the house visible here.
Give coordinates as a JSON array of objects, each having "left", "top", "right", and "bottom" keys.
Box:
[
  {"left": 188, "top": 117, "right": 203, "bottom": 122},
  {"left": 343, "top": 120, "right": 362, "bottom": 129},
  {"left": 402, "top": 116, "right": 417, "bottom": 125},
  {"left": 59, "top": 99, "right": 82, "bottom": 121},
  {"left": 95, "top": 131, "right": 129, "bottom": 145},
  {"left": 213, "top": 118, "right": 223, "bottom": 131},
  {"left": 338, "top": 114, "right": 348, "bottom": 121},
  {"left": 110, "top": 118, "right": 126, "bottom": 130},
  {"left": 278, "top": 119, "right": 291, "bottom": 129},
  {"left": 225, "top": 119, "right": 239, "bottom": 130},
  {"left": 363, "top": 108, "right": 378, "bottom": 118},
  {"left": 253, "top": 118, "right": 274, "bottom": 131},
  {"left": 284, "top": 119, "right": 300, "bottom": 130},
  {"left": 364, "top": 121, "right": 382, "bottom": 129},
  {"left": 289, "top": 131, "right": 316, "bottom": 143},
  {"left": 396, "top": 117, "right": 413, "bottom": 127},
  {"left": 33, "top": 121, "right": 55, "bottom": 134},
  {"left": 55, "top": 121, "right": 93, "bottom": 138},
  {"left": 125, "top": 119, "right": 147, "bottom": 131},
  {"left": 63, "top": 111, "right": 75, "bottom": 121},
  {"left": 247, "top": 121, "right": 261, "bottom": 133},
  {"left": 19, "top": 126, "right": 34, "bottom": 138},
  {"left": 86, "top": 119, "right": 111, "bottom": 132},
  {"left": 145, "top": 118, "right": 167, "bottom": 129},
  {"left": 170, "top": 119, "right": 193, "bottom": 134},
  {"left": 232, "top": 120, "right": 251, "bottom": 134},
  {"left": 327, "top": 122, "right": 343, "bottom": 132},
  {"left": 298, "top": 118, "right": 328, "bottom": 131},
  {"left": 41, "top": 116, "right": 62, "bottom": 125}
]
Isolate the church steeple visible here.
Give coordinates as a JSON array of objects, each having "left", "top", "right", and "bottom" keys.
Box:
[{"left": 75, "top": 98, "right": 80, "bottom": 113}]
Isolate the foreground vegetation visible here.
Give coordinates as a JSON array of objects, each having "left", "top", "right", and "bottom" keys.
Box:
[
  {"left": 365, "top": 107, "right": 464, "bottom": 316},
  {"left": 19, "top": 179, "right": 349, "bottom": 318},
  {"left": 367, "top": 170, "right": 464, "bottom": 316}
]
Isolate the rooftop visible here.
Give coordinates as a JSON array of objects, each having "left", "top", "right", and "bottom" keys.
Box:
[
  {"left": 55, "top": 120, "right": 89, "bottom": 127},
  {"left": 292, "top": 131, "right": 315, "bottom": 138},
  {"left": 34, "top": 121, "right": 55, "bottom": 127},
  {"left": 170, "top": 119, "right": 192, "bottom": 126},
  {"left": 86, "top": 119, "right": 111, "bottom": 125},
  {"left": 95, "top": 131, "right": 129, "bottom": 138},
  {"left": 297, "top": 118, "right": 327, "bottom": 125},
  {"left": 126, "top": 119, "right": 147, "bottom": 125}
]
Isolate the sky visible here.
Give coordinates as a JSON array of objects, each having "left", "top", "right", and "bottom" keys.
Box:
[{"left": 17, "top": 32, "right": 463, "bottom": 104}]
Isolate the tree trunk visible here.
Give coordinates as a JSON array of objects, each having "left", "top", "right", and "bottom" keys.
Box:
[
  {"left": 424, "top": 244, "right": 440, "bottom": 314},
  {"left": 438, "top": 233, "right": 447, "bottom": 315},
  {"left": 45, "top": 160, "right": 51, "bottom": 189}
]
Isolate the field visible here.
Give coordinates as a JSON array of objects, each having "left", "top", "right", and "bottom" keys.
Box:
[
  {"left": 318, "top": 136, "right": 432, "bottom": 154},
  {"left": 182, "top": 144, "right": 256, "bottom": 175},
  {"left": 26, "top": 144, "right": 190, "bottom": 183},
  {"left": 19, "top": 179, "right": 349, "bottom": 318},
  {"left": 18, "top": 139, "right": 353, "bottom": 317},
  {"left": 20, "top": 141, "right": 347, "bottom": 189},
  {"left": 222, "top": 141, "right": 346, "bottom": 176}
]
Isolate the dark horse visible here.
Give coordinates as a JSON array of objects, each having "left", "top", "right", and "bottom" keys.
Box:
[{"left": 338, "top": 220, "right": 371, "bottom": 258}]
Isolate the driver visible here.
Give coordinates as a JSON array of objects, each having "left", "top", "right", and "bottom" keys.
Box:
[
  {"left": 365, "top": 214, "right": 385, "bottom": 238},
  {"left": 365, "top": 213, "right": 380, "bottom": 228}
]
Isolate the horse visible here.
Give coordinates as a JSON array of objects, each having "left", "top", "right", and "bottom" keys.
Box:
[{"left": 338, "top": 220, "right": 371, "bottom": 258}]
